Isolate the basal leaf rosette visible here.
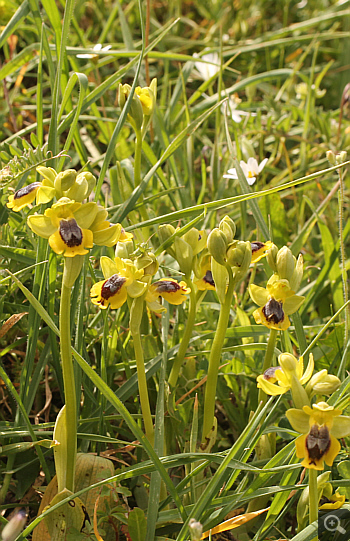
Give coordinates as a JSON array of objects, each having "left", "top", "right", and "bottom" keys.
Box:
[
  {"left": 90, "top": 256, "right": 147, "bottom": 310},
  {"left": 286, "top": 401, "right": 350, "bottom": 471},
  {"left": 27, "top": 198, "right": 121, "bottom": 257},
  {"left": 249, "top": 275, "right": 305, "bottom": 331}
]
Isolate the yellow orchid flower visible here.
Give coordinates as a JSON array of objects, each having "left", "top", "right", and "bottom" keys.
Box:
[
  {"left": 145, "top": 278, "right": 191, "bottom": 312},
  {"left": 27, "top": 198, "right": 121, "bottom": 257},
  {"left": 194, "top": 255, "right": 216, "bottom": 291},
  {"left": 249, "top": 274, "right": 305, "bottom": 331},
  {"left": 250, "top": 240, "right": 274, "bottom": 264},
  {"left": 90, "top": 256, "right": 147, "bottom": 310},
  {"left": 257, "top": 353, "right": 314, "bottom": 408},
  {"left": 286, "top": 401, "right": 350, "bottom": 471}
]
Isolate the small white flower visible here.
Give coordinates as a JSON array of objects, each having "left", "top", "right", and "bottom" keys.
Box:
[
  {"left": 222, "top": 96, "right": 256, "bottom": 124},
  {"left": 193, "top": 52, "right": 220, "bottom": 81},
  {"left": 223, "top": 157, "right": 268, "bottom": 186},
  {"left": 77, "top": 43, "right": 112, "bottom": 60}
]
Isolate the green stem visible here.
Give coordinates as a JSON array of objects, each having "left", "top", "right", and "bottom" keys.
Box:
[
  {"left": 133, "top": 330, "right": 154, "bottom": 446},
  {"left": 202, "top": 266, "right": 235, "bottom": 442},
  {"left": 134, "top": 128, "right": 143, "bottom": 188},
  {"left": 338, "top": 166, "right": 349, "bottom": 354},
  {"left": 308, "top": 468, "right": 318, "bottom": 540},
  {"left": 168, "top": 279, "right": 197, "bottom": 388},
  {"left": 258, "top": 328, "right": 278, "bottom": 407},
  {"left": 59, "top": 282, "right": 77, "bottom": 492}
]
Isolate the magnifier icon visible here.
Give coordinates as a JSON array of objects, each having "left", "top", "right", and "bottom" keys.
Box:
[{"left": 324, "top": 514, "right": 346, "bottom": 534}]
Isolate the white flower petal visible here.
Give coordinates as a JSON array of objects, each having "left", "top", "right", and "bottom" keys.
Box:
[
  {"left": 258, "top": 157, "right": 268, "bottom": 173},
  {"left": 247, "top": 176, "right": 256, "bottom": 186}
]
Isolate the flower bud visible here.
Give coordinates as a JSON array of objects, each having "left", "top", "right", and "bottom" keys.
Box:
[
  {"left": 266, "top": 242, "right": 278, "bottom": 272},
  {"left": 64, "top": 174, "right": 89, "bottom": 202},
  {"left": 183, "top": 228, "right": 207, "bottom": 256},
  {"left": 135, "top": 252, "right": 159, "bottom": 276},
  {"left": 55, "top": 169, "right": 77, "bottom": 193},
  {"left": 226, "top": 240, "right": 251, "bottom": 273},
  {"left": 279, "top": 352, "right": 297, "bottom": 373},
  {"left": 158, "top": 224, "right": 176, "bottom": 244},
  {"left": 307, "top": 370, "right": 341, "bottom": 395},
  {"left": 76, "top": 171, "right": 96, "bottom": 199},
  {"left": 289, "top": 253, "right": 303, "bottom": 292},
  {"left": 219, "top": 215, "right": 236, "bottom": 244},
  {"left": 189, "top": 518, "right": 203, "bottom": 541},
  {"left": 36, "top": 166, "right": 57, "bottom": 184},
  {"left": 115, "top": 240, "right": 133, "bottom": 259},
  {"left": 1, "top": 509, "right": 27, "bottom": 541},
  {"left": 326, "top": 150, "right": 336, "bottom": 166},
  {"left": 118, "top": 83, "right": 143, "bottom": 131},
  {"left": 207, "top": 228, "right": 228, "bottom": 265},
  {"left": 174, "top": 236, "right": 193, "bottom": 277},
  {"left": 276, "top": 246, "right": 296, "bottom": 282},
  {"left": 335, "top": 150, "right": 347, "bottom": 165}
]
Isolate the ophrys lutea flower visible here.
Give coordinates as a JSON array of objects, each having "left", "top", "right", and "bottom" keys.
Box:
[
  {"left": 145, "top": 278, "right": 191, "bottom": 312},
  {"left": 27, "top": 198, "right": 121, "bottom": 257},
  {"left": 249, "top": 275, "right": 305, "bottom": 331},
  {"left": 7, "top": 167, "right": 96, "bottom": 212},
  {"left": 257, "top": 353, "right": 313, "bottom": 408},
  {"left": 286, "top": 402, "right": 350, "bottom": 470},
  {"left": 251, "top": 241, "right": 274, "bottom": 264},
  {"left": 90, "top": 256, "right": 147, "bottom": 309}
]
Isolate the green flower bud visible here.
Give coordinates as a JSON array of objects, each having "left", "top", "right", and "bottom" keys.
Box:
[
  {"left": 276, "top": 246, "right": 296, "bottom": 282},
  {"left": 115, "top": 240, "right": 134, "bottom": 259},
  {"left": 266, "top": 242, "right": 278, "bottom": 272},
  {"left": 64, "top": 175, "right": 89, "bottom": 202},
  {"left": 226, "top": 240, "right": 251, "bottom": 271},
  {"left": 55, "top": 169, "right": 77, "bottom": 193},
  {"left": 307, "top": 370, "right": 341, "bottom": 396},
  {"left": 118, "top": 83, "right": 143, "bottom": 131},
  {"left": 219, "top": 215, "right": 236, "bottom": 244},
  {"left": 183, "top": 228, "right": 207, "bottom": 256},
  {"left": 207, "top": 228, "right": 228, "bottom": 265},
  {"left": 211, "top": 258, "right": 228, "bottom": 304},
  {"left": 174, "top": 236, "right": 193, "bottom": 277},
  {"left": 76, "top": 172, "right": 96, "bottom": 199},
  {"left": 158, "top": 224, "right": 176, "bottom": 257},
  {"left": 289, "top": 253, "right": 303, "bottom": 292},
  {"left": 279, "top": 352, "right": 297, "bottom": 372},
  {"left": 135, "top": 252, "right": 159, "bottom": 276}
]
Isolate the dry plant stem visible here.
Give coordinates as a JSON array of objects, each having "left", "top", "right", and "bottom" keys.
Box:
[
  {"left": 258, "top": 328, "right": 278, "bottom": 407},
  {"left": 60, "top": 283, "right": 77, "bottom": 492},
  {"left": 168, "top": 278, "right": 197, "bottom": 387},
  {"left": 308, "top": 468, "right": 318, "bottom": 540},
  {"left": 133, "top": 331, "right": 154, "bottom": 446},
  {"left": 202, "top": 265, "right": 234, "bottom": 442},
  {"left": 338, "top": 166, "right": 349, "bottom": 345}
]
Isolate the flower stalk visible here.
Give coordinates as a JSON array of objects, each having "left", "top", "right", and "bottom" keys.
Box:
[
  {"left": 202, "top": 264, "right": 234, "bottom": 442},
  {"left": 168, "top": 278, "right": 197, "bottom": 388},
  {"left": 130, "top": 296, "right": 154, "bottom": 445},
  {"left": 59, "top": 274, "right": 77, "bottom": 492},
  {"left": 308, "top": 468, "right": 318, "bottom": 540},
  {"left": 258, "top": 329, "right": 278, "bottom": 406}
]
